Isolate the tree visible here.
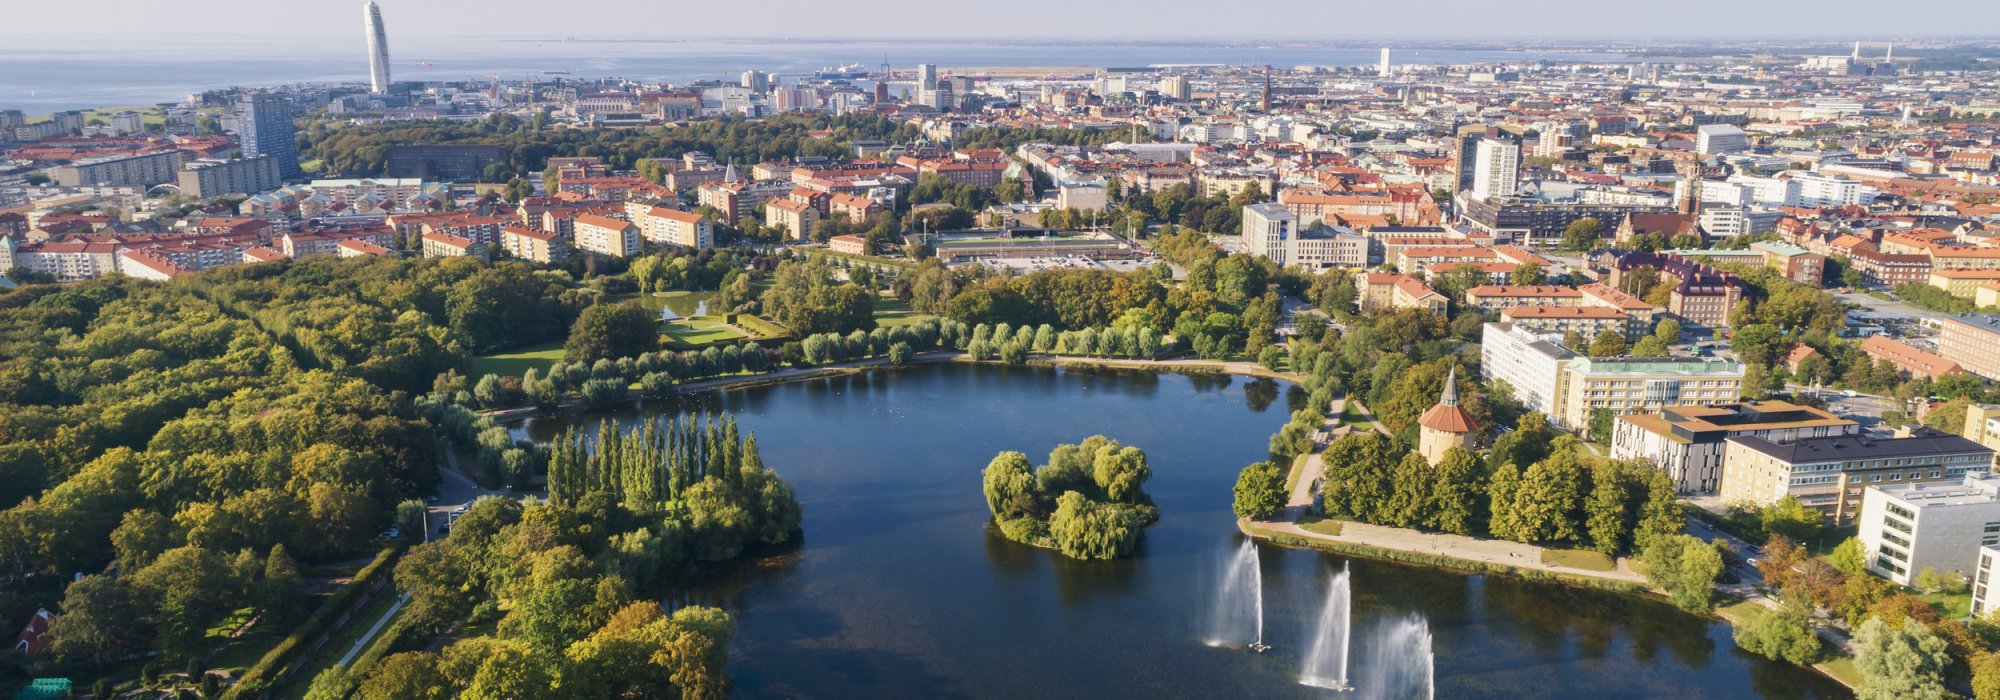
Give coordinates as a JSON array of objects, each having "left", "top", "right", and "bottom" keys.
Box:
[
  {"left": 1759, "top": 496, "right": 1822, "bottom": 543},
  {"left": 1428, "top": 448, "right": 1483, "bottom": 535},
  {"left": 355, "top": 652, "right": 451, "bottom": 700},
  {"left": 1654, "top": 318, "right": 1682, "bottom": 344},
  {"left": 1641, "top": 535, "right": 1724, "bottom": 613},
  {"left": 1584, "top": 464, "right": 1633, "bottom": 555},
  {"left": 1587, "top": 408, "right": 1614, "bottom": 445},
  {"left": 1733, "top": 594, "right": 1822, "bottom": 666},
  {"left": 45, "top": 575, "right": 148, "bottom": 664},
  {"left": 1513, "top": 261, "right": 1547, "bottom": 286},
  {"left": 1562, "top": 217, "right": 1604, "bottom": 250},
  {"left": 1972, "top": 652, "right": 2000, "bottom": 700},
  {"left": 1231, "top": 461, "right": 1287, "bottom": 519},
  {"left": 1047, "top": 491, "right": 1140, "bottom": 560},
  {"left": 1587, "top": 331, "right": 1627, "bottom": 358},
  {"left": 1510, "top": 449, "right": 1585, "bottom": 545},
  {"left": 1829, "top": 537, "right": 1868, "bottom": 576},
  {"left": 1382, "top": 452, "right": 1432, "bottom": 529},
  {"left": 1852, "top": 617, "right": 1952, "bottom": 700},
  {"left": 1633, "top": 468, "right": 1683, "bottom": 551},
  {"left": 564, "top": 301, "right": 660, "bottom": 363},
  {"left": 982, "top": 452, "right": 1037, "bottom": 522},
  {"left": 1629, "top": 336, "right": 1669, "bottom": 357},
  {"left": 762, "top": 261, "right": 875, "bottom": 336}
]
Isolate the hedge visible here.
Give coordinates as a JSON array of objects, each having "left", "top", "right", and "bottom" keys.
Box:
[{"left": 221, "top": 546, "right": 402, "bottom": 699}]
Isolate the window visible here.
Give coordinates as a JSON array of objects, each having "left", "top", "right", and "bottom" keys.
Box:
[{"left": 1884, "top": 531, "right": 1911, "bottom": 547}]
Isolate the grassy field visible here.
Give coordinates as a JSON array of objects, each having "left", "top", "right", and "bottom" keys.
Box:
[
  {"left": 467, "top": 341, "right": 565, "bottom": 380},
  {"left": 1540, "top": 548, "right": 1618, "bottom": 572},
  {"left": 1817, "top": 657, "right": 1863, "bottom": 687},
  {"left": 1297, "top": 514, "right": 1344, "bottom": 537},
  {"left": 873, "top": 295, "right": 933, "bottom": 328},
  {"left": 664, "top": 318, "right": 751, "bottom": 347},
  {"left": 1285, "top": 453, "right": 1309, "bottom": 493},
  {"left": 1921, "top": 590, "right": 1973, "bottom": 619}
]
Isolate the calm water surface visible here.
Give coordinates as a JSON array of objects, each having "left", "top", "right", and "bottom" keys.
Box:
[{"left": 517, "top": 364, "right": 1848, "bottom": 699}]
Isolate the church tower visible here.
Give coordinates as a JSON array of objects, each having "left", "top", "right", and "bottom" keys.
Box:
[{"left": 1417, "top": 368, "right": 1478, "bottom": 465}]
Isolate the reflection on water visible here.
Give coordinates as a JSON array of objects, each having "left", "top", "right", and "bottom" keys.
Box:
[{"left": 514, "top": 363, "right": 1848, "bottom": 699}]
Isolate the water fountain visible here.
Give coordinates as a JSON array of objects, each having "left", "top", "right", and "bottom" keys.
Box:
[
  {"left": 1205, "top": 539, "right": 1267, "bottom": 651},
  {"left": 1299, "top": 561, "right": 1352, "bottom": 692},
  {"left": 1358, "top": 616, "right": 1434, "bottom": 700}
]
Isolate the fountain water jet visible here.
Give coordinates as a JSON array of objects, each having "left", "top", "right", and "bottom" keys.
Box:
[
  {"left": 1299, "top": 561, "right": 1352, "bottom": 691},
  {"left": 1358, "top": 616, "right": 1434, "bottom": 700},
  {"left": 1204, "top": 539, "right": 1266, "bottom": 651}
]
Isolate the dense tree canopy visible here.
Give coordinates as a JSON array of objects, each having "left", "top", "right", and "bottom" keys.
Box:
[{"left": 981, "top": 436, "right": 1157, "bottom": 559}]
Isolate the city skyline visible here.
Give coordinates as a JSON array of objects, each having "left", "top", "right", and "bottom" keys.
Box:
[{"left": 3, "top": 0, "right": 1999, "bottom": 40}]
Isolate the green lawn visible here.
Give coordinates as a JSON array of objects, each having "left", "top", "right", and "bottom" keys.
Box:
[
  {"left": 1336, "top": 402, "right": 1377, "bottom": 428},
  {"left": 1285, "top": 453, "right": 1309, "bottom": 493},
  {"left": 663, "top": 317, "right": 751, "bottom": 348},
  {"left": 467, "top": 341, "right": 565, "bottom": 380},
  {"left": 1715, "top": 599, "right": 1767, "bottom": 625},
  {"left": 1541, "top": 548, "right": 1617, "bottom": 572},
  {"left": 1297, "top": 514, "right": 1344, "bottom": 537},
  {"left": 1921, "top": 590, "right": 1973, "bottom": 619},
  {"left": 873, "top": 295, "right": 933, "bottom": 328},
  {"left": 1817, "top": 657, "right": 1863, "bottom": 687}
]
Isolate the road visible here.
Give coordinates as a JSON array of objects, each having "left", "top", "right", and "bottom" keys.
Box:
[{"left": 1784, "top": 384, "right": 1898, "bottom": 429}]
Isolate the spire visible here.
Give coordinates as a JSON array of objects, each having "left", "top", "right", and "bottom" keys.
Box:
[{"left": 1440, "top": 367, "right": 1460, "bottom": 407}]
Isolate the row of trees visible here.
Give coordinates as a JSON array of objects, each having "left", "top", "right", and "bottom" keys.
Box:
[{"left": 982, "top": 436, "right": 1157, "bottom": 559}]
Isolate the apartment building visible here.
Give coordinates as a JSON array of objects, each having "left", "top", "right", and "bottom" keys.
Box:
[
  {"left": 573, "top": 215, "right": 642, "bottom": 258},
  {"left": 1858, "top": 474, "right": 2000, "bottom": 585},
  {"left": 635, "top": 207, "right": 714, "bottom": 249},
  {"left": 178, "top": 155, "right": 284, "bottom": 198},
  {"left": 1480, "top": 322, "right": 1576, "bottom": 419},
  {"left": 1556, "top": 356, "right": 1746, "bottom": 430},
  {"left": 764, "top": 199, "right": 820, "bottom": 241},
  {"left": 421, "top": 231, "right": 484, "bottom": 259},
  {"left": 1463, "top": 285, "right": 1583, "bottom": 311},
  {"left": 500, "top": 225, "right": 567, "bottom": 264},
  {"left": 1611, "top": 401, "right": 1858, "bottom": 495},
  {"left": 1721, "top": 428, "right": 1995, "bottom": 524},
  {"left": 52, "top": 150, "right": 183, "bottom": 188},
  {"left": 1937, "top": 314, "right": 2000, "bottom": 382},
  {"left": 1859, "top": 334, "right": 1964, "bottom": 380},
  {"left": 1500, "top": 305, "right": 1636, "bottom": 342},
  {"left": 1355, "top": 272, "right": 1447, "bottom": 314}
]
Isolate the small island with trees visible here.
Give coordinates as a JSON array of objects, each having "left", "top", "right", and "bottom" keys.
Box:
[{"left": 981, "top": 436, "right": 1156, "bottom": 560}]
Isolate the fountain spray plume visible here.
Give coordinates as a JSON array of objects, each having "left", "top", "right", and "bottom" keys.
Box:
[
  {"left": 1300, "top": 560, "right": 1353, "bottom": 691},
  {"left": 1358, "top": 615, "right": 1434, "bottom": 700},
  {"left": 1205, "top": 539, "right": 1268, "bottom": 651}
]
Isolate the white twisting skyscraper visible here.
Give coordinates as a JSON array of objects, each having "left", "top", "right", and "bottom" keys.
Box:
[{"left": 364, "top": 1, "right": 391, "bottom": 94}]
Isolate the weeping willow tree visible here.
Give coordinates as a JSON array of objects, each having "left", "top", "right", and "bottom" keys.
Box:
[{"left": 546, "top": 413, "right": 802, "bottom": 568}]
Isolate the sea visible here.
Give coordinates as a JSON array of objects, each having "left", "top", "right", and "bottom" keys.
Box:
[{"left": 0, "top": 35, "right": 1629, "bottom": 114}]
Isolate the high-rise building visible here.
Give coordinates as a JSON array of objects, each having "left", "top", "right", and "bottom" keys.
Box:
[
  {"left": 1470, "top": 137, "right": 1520, "bottom": 201},
  {"left": 741, "top": 70, "right": 771, "bottom": 93},
  {"left": 236, "top": 95, "right": 300, "bottom": 178},
  {"left": 1160, "top": 75, "right": 1191, "bottom": 101},
  {"left": 364, "top": 1, "right": 392, "bottom": 94},
  {"left": 1378, "top": 48, "right": 1392, "bottom": 78},
  {"left": 1695, "top": 124, "right": 1748, "bottom": 155}
]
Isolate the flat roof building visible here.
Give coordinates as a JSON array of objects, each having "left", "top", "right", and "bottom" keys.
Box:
[
  {"left": 1612, "top": 401, "right": 1858, "bottom": 495},
  {"left": 1858, "top": 473, "right": 2000, "bottom": 586},
  {"left": 1556, "top": 356, "right": 1746, "bottom": 430},
  {"left": 1722, "top": 428, "right": 1996, "bottom": 524}
]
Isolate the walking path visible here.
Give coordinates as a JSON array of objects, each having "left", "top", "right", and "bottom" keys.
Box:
[
  {"left": 335, "top": 594, "right": 408, "bottom": 667},
  {"left": 1254, "top": 430, "right": 1649, "bottom": 586}
]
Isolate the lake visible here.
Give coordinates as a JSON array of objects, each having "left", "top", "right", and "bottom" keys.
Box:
[{"left": 515, "top": 363, "right": 1848, "bottom": 699}]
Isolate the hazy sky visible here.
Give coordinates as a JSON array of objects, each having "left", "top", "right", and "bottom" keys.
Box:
[{"left": 7, "top": 0, "right": 1999, "bottom": 39}]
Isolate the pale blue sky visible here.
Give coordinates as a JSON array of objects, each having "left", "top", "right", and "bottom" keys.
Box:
[{"left": 9, "top": 0, "right": 2000, "bottom": 39}]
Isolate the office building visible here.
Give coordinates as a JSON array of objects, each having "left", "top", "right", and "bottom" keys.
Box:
[
  {"left": 178, "top": 155, "right": 284, "bottom": 198},
  {"left": 365, "top": 1, "right": 392, "bottom": 94},
  {"left": 1378, "top": 48, "right": 1392, "bottom": 78},
  {"left": 1160, "top": 76, "right": 1191, "bottom": 101},
  {"left": 1556, "top": 356, "right": 1746, "bottom": 430},
  {"left": 236, "top": 95, "right": 300, "bottom": 178},
  {"left": 741, "top": 70, "right": 771, "bottom": 93},
  {"left": 1695, "top": 124, "right": 1748, "bottom": 155},
  {"left": 51, "top": 150, "right": 183, "bottom": 188},
  {"left": 1470, "top": 138, "right": 1520, "bottom": 201},
  {"left": 1858, "top": 473, "right": 2000, "bottom": 585},
  {"left": 1937, "top": 314, "right": 2000, "bottom": 382},
  {"left": 384, "top": 145, "right": 507, "bottom": 181},
  {"left": 1612, "top": 401, "right": 1858, "bottom": 495},
  {"left": 1974, "top": 545, "right": 2000, "bottom": 616},
  {"left": 1722, "top": 428, "right": 1996, "bottom": 524}
]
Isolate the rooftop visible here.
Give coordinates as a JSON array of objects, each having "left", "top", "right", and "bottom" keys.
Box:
[
  {"left": 1871, "top": 473, "right": 2000, "bottom": 508},
  {"left": 1730, "top": 428, "right": 1994, "bottom": 465}
]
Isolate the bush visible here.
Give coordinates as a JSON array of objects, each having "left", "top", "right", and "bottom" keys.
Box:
[{"left": 1232, "top": 461, "right": 1287, "bottom": 519}]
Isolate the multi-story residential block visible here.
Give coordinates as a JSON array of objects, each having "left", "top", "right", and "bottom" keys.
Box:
[
  {"left": 1609, "top": 252, "right": 1743, "bottom": 329},
  {"left": 1463, "top": 285, "right": 1583, "bottom": 311},
  {"left": 573, "top": 214, "right": 642, "bottom": 258},
  {"left": 1556, "top": 356, "right": 1746, "bottom": 430},
  {"left": 1612, "top": 401, "right": 1857, "bottom": 494},
  {"left": 1355, "top": 272, "right": 1446, "bottom": 314},
  {"left": 236, "top": 94, "right": 299, "bottom": 178},
  {"left": 1240, "top": 203, "right": 1369, "bottom": 269},
  {"left": 1752, "top": 241, "right": 1825, "bottom": 286},
  {"left": 500, "top": 225, "right": 567, "bottom": 263},
  {"left": 178, "top": 155, "right": 284, "bottom": 198},
  {"left": 1937, "top": 314, "right": 2000, "bottom": 382},
  {"left": 1500, "top": 305, "right": 1636, "bottom": 341},
  {"left": 635, "top": 207, "right": 713, "bottom": 249},
  {"left": 421, "top": 231, "right": 485, "bottom": 259},
  {"left": 1858, "top": 474, "right": 2000, "bottom": 585},
  {"left": 1860, "top": 334, "right": 1964, "bottom": 380},
  {"left": 51, "top": 150, "right": 183, "bottom": 188},
  {"left": 1930, "top": 269, "right": 2000, "bottom": 299},
  {"left": 1721, "top": 428, "right": 1996, "bottom": 524},
  {"left": 764, "top": 199, "right": 819, "bottom": 241},
  {"left": 1480, "top": 322, "right": 1576, "bottom": 419},
  {"left": 1578, "top": 282, "right": 1664, "bottom": 330},
  {"left": 1469, "top": 138, "right": 1519, "bottom": 201}
]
